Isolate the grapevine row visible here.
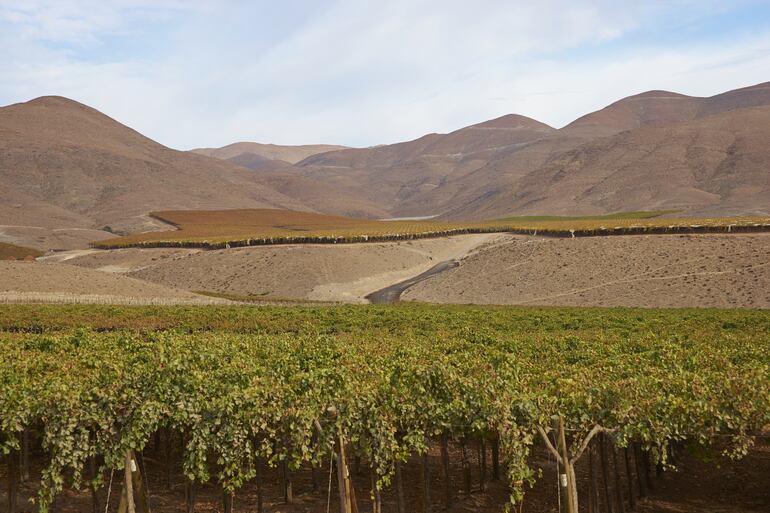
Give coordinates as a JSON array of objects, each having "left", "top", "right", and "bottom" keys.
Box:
[
  {"left": 91, "top": 221, "right": 770, "bottom": 250},
  {"left": 0, "top": 305, "right": 768, "bottom": 511}
]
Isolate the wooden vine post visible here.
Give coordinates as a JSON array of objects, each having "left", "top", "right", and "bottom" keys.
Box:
[
  {"left": 311, "top": 460, "right": 320, "bottom": 493},
  {"left": 117, "top": 451, "right": 150, "bottom": 513},
  {"left": 89, "top": 456, "right": 101, "bottom": 513},
  {"left": 163, "top": 429, "right": 172, "bottom": 490},
  {"left": 642, "top": 447, "right": 654, "bottom": 491},
  {"left": 588, "top": 442, "right": 598, "bottom": 513},
  {"left": 20, "top": 429, "right": 30, "bottom": 483},
  {"left": 479, "top": 437, "right": 487, "bottom": 492},
  {"left": 281, "top": 458, "right": 293, "bottom": 504},
  {"left": 633, "top": 443, "right": 648, "bottom": 497},
  {"left": 7, "top": 448, "right": 18, "bottom": 513},
  {"left": 336, "top": 438, "right": 350, "bottom": 513},
  {"left": 611, "top": 443, "right": 625, "bottom": 513},
  {"left": 184, "top": 480, "right": 196, "bottom": 513},
  {"left": 460, "top": 437, "right": 471, "bottom": 495},
  {"left": 440, "top": 433, "right": 452, "bottom": 509},
  {"left": 313, "top": 418, "right": 357, "bottom": 513},
  {"left": 122, "top": 451, "right": 136, "bottom": 513},
  {"left": 394, "top": 460, "right": 406, "bottom": 513},
  {"left": 599, "top": 433, "right": 613, "bottom": 513},
  {"left": 421, "top": 451, "right": 431, "bottom": 513},
  {"left": 223, "top": 490, "right": 233, "bottom": 513},
  {"left": 255, "top": 455, "right": 264, "bottom": 513},
  {"left": 335, "top": 434, "right": 356, "bottom": 513},
  {"left": 557, "top": 417, "right": 577, "bottom": 513},
  {"left": 623, "top": 447, "right": 636, "bottom": 509},
  {"left": 491, "top": 437, "right": 500, "bottom": 481}
]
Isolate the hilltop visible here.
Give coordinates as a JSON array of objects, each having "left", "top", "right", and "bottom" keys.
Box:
[{"left": 0, "top": 96, "right": 309, "bottom": 248}]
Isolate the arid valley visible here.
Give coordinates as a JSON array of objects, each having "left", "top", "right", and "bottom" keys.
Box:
[{"left": 1, "top": 4, "right": 769, "bottom": 513}]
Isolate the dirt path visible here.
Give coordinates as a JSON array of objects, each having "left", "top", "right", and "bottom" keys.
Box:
[
  {"left": 365, "top": 260, "right": 459, "bottom": 303},
  {"left": 307, "top": 233, "right": 504, "bottom": 302},
  {"left": 38, "top": 248, "right": 100, "bottom": 262}
]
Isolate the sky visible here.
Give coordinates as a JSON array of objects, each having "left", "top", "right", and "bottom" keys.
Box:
[{"left": 1, "top": 1, "right": 770, "bottom": 150}]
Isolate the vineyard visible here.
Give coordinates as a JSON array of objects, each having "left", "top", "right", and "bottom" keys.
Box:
[
  {"left": 90, "top": 209, "right": 770, "bottom": 249},
  {"left": 1, "top": 304, "right": 768, "bottom": 512},
  {"left": 0, "top": 243, "right": 42, "bottom": 261}
]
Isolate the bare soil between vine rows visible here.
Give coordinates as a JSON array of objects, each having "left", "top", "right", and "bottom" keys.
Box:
[{"left": 2, "top": 439, "right": 767, "bottom": 513}]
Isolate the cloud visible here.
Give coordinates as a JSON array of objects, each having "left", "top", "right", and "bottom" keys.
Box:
[{"left": 0, "top": 0, "right": 769, "bottom": 149}]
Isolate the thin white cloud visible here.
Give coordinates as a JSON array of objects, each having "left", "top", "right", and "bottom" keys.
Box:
[
  {"left": 0, "top": 1, "right": 768, "bottom": 148},
  {"left": 0, "top": 1, "right": 213, "bottom": 38}
]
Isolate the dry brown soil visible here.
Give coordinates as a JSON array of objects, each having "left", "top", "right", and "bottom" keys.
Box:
[
  {"left": 1, "top": 439, "right": 767, "bottom": 513},
  {"left": 17, "top": 233, "right": 770, "bottom": 308},
  {"left": 59, "top": 234, "right": 501, "bottom": 302},
  {"left": 0, "top": 261, "right": 228, "bottom": 305},
  {"left": 404, "top": 233, "right": 770, "bottom": 308},
  {"left": 0, "top": 225, "right": 114, "bottom": 251}
]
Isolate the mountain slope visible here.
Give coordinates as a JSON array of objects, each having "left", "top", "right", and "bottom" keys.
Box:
[
  {"left": 563, "top": 90, "right": 703, "bottom": 137},
  {"left": 299, "top": 114, "right": 555, "bottom": 168},
  {"left": 5, "top": 81, "right": 769, "bottom": 243},
  {"left": 437, "top": 82, "right": 770, "bottom": 219},
  {"left": 283, "top": 114, "right": 556, "bottom": 217},
  {"left": 382, "top": 91, "right": 710, "bottom": 218},
  {"left": 192, "top": 142, "right": 348, "bottom": 165},
  {"left": 534, "top": 104, "right": 770, "bottom": 215},
  {"left": 225, "top": 152, "right": 293, "bottom": 171},
  {"left": 0, "top": 96, "right": 308, "bottom": 234},
  {"left": 285, "top": 83, "right": 770, "bottom": 220},
  {"left": 446, "top": 103, "right": 770, "bottom": 219}
]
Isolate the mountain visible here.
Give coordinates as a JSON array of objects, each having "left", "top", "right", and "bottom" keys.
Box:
[
  {"left": 189, "top": 113, "right": 556, "bottom": 219},
  {"left": 225, "top": 152, "right": 294, "bottom": 171},
  {"left": 696, "top": 82, "right": 770, "bottom": 118},
  {"left": 562, "top": 90, "right": 703, "bottom": 137},
  {"left": 4, "top": 82, "right": 769, "bottom": 246},
  {"left": 441, "top": 82, "right": 770, "bottom": 219},
  {"left": 563, "top": 82, "right": 770, "bottom": 137},
  {"left": 272, "top": 85, "right": 767, "bottom": 219},
  {"left": 298, "top": 114, "right": 554, "bottom": 168},
  {"left": 191, "top": 142, "right": 348, "bottom": 165},
  {"left": 452, "top": 104, "right": 770, "bottom": 218},
  {"left": 278, "top": 81, "right": 770, "bottom": 221},
  {"left": 273, "top": 114, "right": 557, "bottom": 218},
  {"left": 0, "top": 96, "right": 309, "bottom": 237}
]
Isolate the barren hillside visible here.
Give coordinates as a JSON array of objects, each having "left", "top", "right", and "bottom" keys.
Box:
[
  {"left": 192, "top": 142, "right": 348, "bottom": 164},
  {"left": 284, "top": 114, "right": 557, "bottom": 218},
  {"left": 262, "top": 82, "right": 770, "bottom": 220},
  {"left": 448, "top": 104, "right": 770, "bottom": 219},
  {"left": 0, "top": 261, "right": 229, "bottom": 305},
  {"left": 404, "top": 233, "right": 770, "bottom": 308},
  {"left": 0, "top": 97, "right": 308, "bottom": 239},
  {"left": 59, "top": 234, "right": 500, "bottom": 302},
  {"left": 4, "top": 82, "right": 770, "bottom": 244},
  {"left": 440, "top": 82, "right": 770, "bottom": 219}
]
